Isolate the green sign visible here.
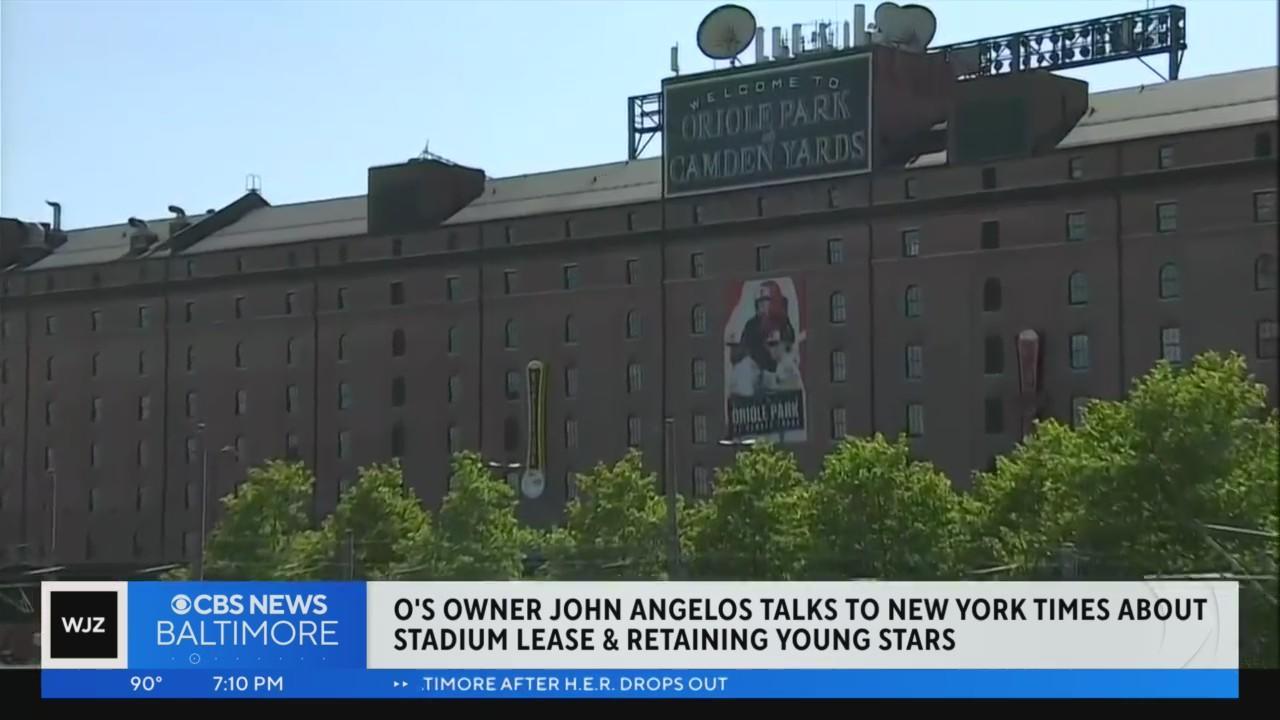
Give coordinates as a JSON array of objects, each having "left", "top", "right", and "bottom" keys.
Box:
[{"left": 662, "top": 52, "right": 872, "bottom": 197}]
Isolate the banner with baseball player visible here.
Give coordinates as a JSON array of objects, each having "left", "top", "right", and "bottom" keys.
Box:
[{"left": 723, "top": 278, "right": 807, "bottom": 443}]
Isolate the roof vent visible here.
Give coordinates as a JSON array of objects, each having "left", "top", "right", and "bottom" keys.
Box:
[
  {"left": 127, "top": 217, "right": 159, "bottom": 255},
  {"left": 168, "top": 205, "right": 191, "bottom": 235}
]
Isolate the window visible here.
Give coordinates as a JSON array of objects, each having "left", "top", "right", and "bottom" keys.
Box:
[
  {"left": 562, "top": 264, "right": 580, "bottom": 290},
  {"left": 565, "top": 418, "right": 579, "bottom": 449},
  {"left": 447, "top": 425, "right": 461, "bottom": 454},
  {"left": 338, "top": 430, "right": 351, "bottom": 460},
  {"left": 505, "top": 370, "right": 521, "bottom": 400},
  {"left": 565, "top": 470, "right": 579, "bottom": 500},
  {"left": 184, "top": 301, "right": 194, "bottom": 324},
  {"left": 983, "top": 333, "right": 1003, "bottom": 371},
  {"left": 185, "top": 391, "right": 198, "bottom": 419},
  {"left": 827, "top": 186, "right": 840, "bottom": 209},
  {"left": 286, "top": 385, "right": 299, "bottom": 413},
  {"left": 45, "top": 401, "right": 55, "bottom": 426},
  {"left": 45, "top": 315, "right": 57, "bottom": 335},
  {"left": 1070, "top": 333, "right": 1090, "bottom": 370},
  {"left": 626, "top": 310, "right": 641, "bottom": 339},
  {"left": 137, "top": 439, "right": 148, "bottom": 468},
  {"left": 1158, "top": 144, "right": 1175, "bottom": 169},
  {"left": 0, "top": 359, "right": 5, "bottom": 384},
  {"left": 693, "top": 414, "right": 708, "bottom": 444},
  {"left": 1066, "top": 211, "right": 1087, "bottom": 242},
  {"left": 138, "top": 395, "right": 151, "bottom": 421},
  {"left": 1071, "top": 396, "right": 1090, "bottom": 428},
  {"left": 504, "top": 225, "right": 515, "bottom": 244},
  {"left": 90, "top": 310, "right": 102, "bottom": 332},
  {"left": 1156, "top": 202, "right": 1178, "bottom": 232},
  {"left": 831, "top": 350, "right": 847, "bottom": 383},
  {"left": 44, "top": 355, "right": 54, "bottom": 382},
  {"left": 91, "top": 352, "right": 99, "bottom": 378},
  {"left": 447, "top": 326, "right": 459, "bottom": 355},
  {"left": 336, "top": 287, "right": 348, "bottom": 310},
  {"left": 391, "top": 238, "right": 403, "bottom": 257},
  {"left": 446, "top": 276, "right": 460, "bottom": 301},
  {"left": 1068, "top": 271, "right": 1089, "bottom": 305},
  {"left": 1254, "top": 191, "right": 1276, "bottom": 223},
  {"left": 392, "top": 328, "right": 406, "bottom": 357},
  {"left": 1161, "top": 327, "right": 1183, "bottom": 364},
  {"left": 756, "top": 196, "right": 766, "bottom": 217},
  {"left": 0, "top": 319, "right": 7, "bottom": 338},
  {"left": 1257, "top": 254, "right": 1278, "bottom": 290},
  {"left": 690, "top": 252, "right": 705, "bottom": 278},
  {"left": 627, "top": 362, "right": 643, "bottom": 393},
  {"left": 905, "top": 344, "right": 924, "bottom": 379},
  {"left": 0, "top": 402, "right": 5, "bottom": 427},
  {"left": 136, "top": 351, "right": 146, "bottom": 376},
  {"left": 904, "top": 177, "right": 918, "bottom": 199},
  {"left": 235, "top": 390, "right": 247, "bottom": 416},
  {"left": 981, "top": 167, "right": 997, "bottom": 189},
  {"left": 281, "top": 291, "right": 297, "bottom": 315},
  {"left": 1256, "top": 132, "right": 1274, "bottom": 158},
  {"left": 691, "top": 304, "right": 707, "bottom": 335},
  {"left": 503, "top": 418, "right": 518, "bottom": 452},
  {"left": 448, "top": 375, "right": 461, "bottom": 404},
  {"left": 626, "top": 258, "right": 640, "bottom": 285},
  {"left": 91, "top": 396, "right": 102, "bottom": 422},
  {"left": 44, "top": 446, "right": 55, "bottom": 471},
  {"left": 85, "top": 442, "right": 97, "bottom": 471},
  {"left": 137, "top": 305, "right": 152, "bottom": 329},
  {"left": 286, "top": 432, "right": 300, "bottom": 461},
  {"left": 338, "top": 382, "right": 353, "bottom": 410},
  {"left": 234, "top": 342, "right": 244, "bottom": 369},
  {"left": 503, "top": 270, "right": 516, "bottom": 295},
  {"left": 984, "top": 397, "right": 1005, "bottom": 434},
  {"left": 904, "top": 285, "right": 922, "bottom": 318},
  {"left": 755, "top": 245, "right": 771, "bottom": 272},
  {"left": 902, "top": 228, "right": 920, "bottom": 257},
  {"left": 284, "top": 337, "right": 298, "bottom": 366},
  {"left": 1257, "top": 320, "right": 1278, "bottom": 359},
  {"left": 504, "top": 319, "right": 518, "bottom": 349},
  {"left": 691, "top": 358, "right": 707, "bottom": 390},
  {"left": 627, "top": 415, "right": 642, "bottom": 447},
  {"left": 390, "top": 281, "right": 405, "bottom": 305},
  {"left": 185, "top": 436, "right": 198, "bottom": 465},
  {"left": 338, "top": 334, "right": 348, "bottom": 362},
  {"left": 626, "top": 211, "right": 637, "bottom": 231},
  {"left": 980, "top": 220, "right": 1000, "bottom": 249},
  {"left": 692, "top": 205, "right": 703, "bottom": 224},
  {"left": 391, "top": 376, "right": 406, "bottom": 407},
  {"left": 91, "top": 271, "right": 101, "bottom": 288},
  {"left": 1068, "top": 156, "right": 1084, "bottom": 180},
  {"left": 906, "top": 403, "right": 925, "bottom": 437},
  {"left": 232, "top": 295, "right": 245, "bottom": 319},
  {"left": 693, "top": 465, "right": 712, "bottom": 498},
  {"left": 234, "top": 436, "right": 246, "bottom": 462},
  {"left": 983, "top": 278, "right": 1002, "bottom": 312},
  {"left": 1159, "top": 263, "right": 1181, "bottom": 299},
  {"left": 827, "top": 238, "right": 845, "bottom": 265},
  {"left": 564, "top": 366, "right": 579, "bottom": 398},
  {"left": 186, "top": 344, "right": 196, "bottom": 372},
  {"left": 830, "top": 407, "right": 848, "bottom": 439},
  {"left": 564, "top": 315, "right": 578, "bottom": 344},
  {"left": 829, "top": 292, "right": 847, "bottom": 324}
]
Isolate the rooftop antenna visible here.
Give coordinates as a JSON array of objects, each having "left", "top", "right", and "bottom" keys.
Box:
[
  {"left": 671, "top": 43, "right": 680, "bottom": 74},
  {"left": 868, "top": 2, "right": 936, "bottom": 52},
  {"left": 245, "top": 174, "right": 262, "bottom": 194},
  {"left": 696, "top": 4, "right": 757, "bottom": 66}
]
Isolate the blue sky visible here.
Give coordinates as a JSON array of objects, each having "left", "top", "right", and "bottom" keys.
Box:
[{"left": 2, "top": 0, "right": 1275, "bottom": 229}]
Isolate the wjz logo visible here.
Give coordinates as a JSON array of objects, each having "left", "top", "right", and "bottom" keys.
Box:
[{"left": 49, "top": 590, "right": 118, "bottom": 659}]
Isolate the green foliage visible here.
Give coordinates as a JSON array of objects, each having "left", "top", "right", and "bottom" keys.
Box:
[
  {"left": 201, "top": 460, "right": 317, "bottom": 580},
  {"left": 683, "top": 442, "right": 811, "bottom": 579},
  {"left": 807, "top": 434, "right": 967, "bottom": 579},
  {"left": 543, "top": 450, "right": 674, "bottom": 579},
  {"left": 435, "top": 452, "right": 532, "bottom": 580}
]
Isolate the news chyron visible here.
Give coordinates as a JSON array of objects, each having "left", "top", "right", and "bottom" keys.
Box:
[{"left": 41, "top": 581, "right": 1238, "bottom": 699}]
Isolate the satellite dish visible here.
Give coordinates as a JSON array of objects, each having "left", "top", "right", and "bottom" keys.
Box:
[
  {"left": 870, "top": 2, "right": 937, "bottom": 52},
  {"left": 697, "top": 4, "right": 757, "bottom": 62}
]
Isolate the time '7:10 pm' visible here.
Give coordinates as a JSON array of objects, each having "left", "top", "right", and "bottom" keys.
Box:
[{"left": 213, "top": 675, "right": 284, "bottom": 692}]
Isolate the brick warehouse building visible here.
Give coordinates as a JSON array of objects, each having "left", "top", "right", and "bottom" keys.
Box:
[{"left": 0, "top": 53, "right": 1277, "bottom": 568}]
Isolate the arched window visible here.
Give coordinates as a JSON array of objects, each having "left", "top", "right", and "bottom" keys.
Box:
[
  {"left": 286, "top": 337, "right": 297, "bottom": 366},
  {"left": 1068, "top": 271, "right": 1089, "bottom": 305},
  {"left": 690, "top": 304, "right": 707, "bottom": 335},
  {"left": 982, "top": 278, "right": 1002, "bottom": 312},
  {"left": 829, "top": 292, "right": 847, "bottom": 324},
  {"left": 234, "top": 342, "right": 244, "bottom": 368},
  {"left": 1256, "top": 254, "right": 1277, "bottom": 290},
  {"left": 904, "top": 285, "right": 922, "bottom": 318},
  {"left": 504, "top": 319, "right": 518, "bottom": 349},
  {"left": 391, "top": 328, "right": 406, "bottom": 357},
  {"left": 564, "top": 315, "right": 578, "bottom": 344},
  {"left": 337, "top": 334, "right": 348, "bottom": 362},
  {"left": 626, "top": 310, "right": 641, "bottom": 339},
  {"left": 1158, "top": 263, "right": 1181, "bottom": 299}
]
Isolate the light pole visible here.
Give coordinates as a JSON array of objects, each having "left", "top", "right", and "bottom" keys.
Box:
[
  {"left": 196, "top": 422, "right": 208, "bottom": 581},
  {"left": 663, "top": 418, "right": 680, "bottom": 579},
  {"left": 47, "top": 469, "right": 57, "bottom": 562}
]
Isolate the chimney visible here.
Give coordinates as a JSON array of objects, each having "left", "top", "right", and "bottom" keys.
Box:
[
  {"left": 45, "top": 201, "right": 61, "bottom": 231},
  {"left": 854, "top": 4, "right": 868, "bottom": 46}
]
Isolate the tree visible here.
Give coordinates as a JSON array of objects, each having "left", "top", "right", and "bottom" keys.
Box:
[
  {"left": 970, "top": 352, "right": 1279, "bottom": 665},
  {"left": 435, "top": 452, "right": 531, "bottom": 579},
  {"left": 196, "top": 460, "right": 318, "bottom": 580},
  {"left": 683, "top": 442, "right": 811, "bottom": 579},
  {"left": 294, "top": 461, "right": 438, "bottom": 580},
  {"left": 542, "top": 450, "right": 673, "bottom": 579},
  {"left": 806, "top": 434, "right": 967, "bottom": 579}
]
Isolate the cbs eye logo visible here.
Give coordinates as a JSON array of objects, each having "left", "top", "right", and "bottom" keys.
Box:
[{"left": 170, "top": 594, "right": 193, "bottom": 615}]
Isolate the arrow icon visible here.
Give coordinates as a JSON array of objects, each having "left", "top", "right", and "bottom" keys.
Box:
[{"left": 393, "top": 680, "right": 407, "bottom": 688}]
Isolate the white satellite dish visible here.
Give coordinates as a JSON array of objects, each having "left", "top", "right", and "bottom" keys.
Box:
[
  {"left": 697, "top": 4, "right": 757, "bottom": 62},
  {"left": 870, "top": 2, "right": 937, "bottom": 52}
]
